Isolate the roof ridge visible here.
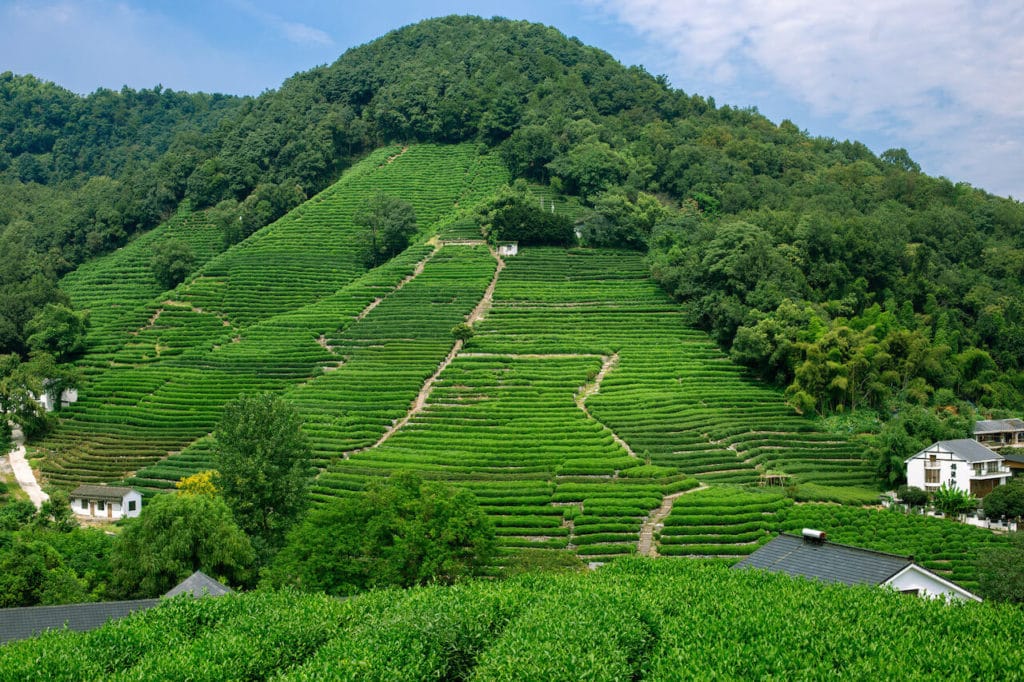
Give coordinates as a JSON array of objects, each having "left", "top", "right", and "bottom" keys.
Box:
[{"left": 777, "top": 532, "right": 913, "bottom": 563}]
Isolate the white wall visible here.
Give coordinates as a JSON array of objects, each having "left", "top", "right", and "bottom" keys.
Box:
[{"left": 887, "top": 565, "right": 980, "bottom": 602}]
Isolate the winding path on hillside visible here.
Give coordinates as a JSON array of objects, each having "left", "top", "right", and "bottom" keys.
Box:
[
  {"left": 637, "top": 483, "right": 709, "bottom": 557},
  {"left": 5, "top": 425, "right": 49, "bottom": 508},
  {"left": 574, "top": 352, "right": 638, "bottom": 460},
  {"left": 341, "top": 245, "right": 504, "bottom": 458}
]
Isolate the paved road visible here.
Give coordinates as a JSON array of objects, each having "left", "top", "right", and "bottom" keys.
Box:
[{"left": 6, "top": 424, "right": 49, "bottom": 508}]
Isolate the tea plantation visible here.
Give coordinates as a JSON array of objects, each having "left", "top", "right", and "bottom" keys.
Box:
[
  {"left": 25, "top": 143, "right": 1001, "bottom": 578},
  {"left": 2, "top": 559, "right": 1021, "bottom": 680}
]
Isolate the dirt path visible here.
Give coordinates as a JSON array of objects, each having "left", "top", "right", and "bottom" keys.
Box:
[
  {"left": 355, "top": 245, "right": 440, "bottom": 324},
  {"left": 467, "top": 247, "right": 504, "bottom": 325},
  {"left": 637, "top": 483, "right": 709, "bottom": 557},
  {"left": 574, "top": 353, "right": 638, "bottom": 460},
  {"left": 341, "top": 247, "right": 504, "bottom": 458},
  {"left": 6, "top": 425, "right": 49, "bottom": 508}
]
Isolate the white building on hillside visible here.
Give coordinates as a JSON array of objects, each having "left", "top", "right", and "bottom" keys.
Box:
[
  {"left": 69, "top": 485, "right": 142, "bottom": 521},
  {"left": 905, "top": 439, "right": 1010, "bottom": 498}
]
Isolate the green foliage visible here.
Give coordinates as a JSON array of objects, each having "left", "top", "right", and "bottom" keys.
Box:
[
  {"left": 149, "top": 239, "right": 195, "bottom": 290},
  {"left": 897, "top": 485, "right": 929, "bottom": 507},
  {"left": 353, "top": 192, "right": 418, "bottom": 267},
  {"left": 975, "top": 531, "right": 1024, "bottom": 603},
  {"left": 479, "top": 186, "right": 575, "bottom": 246},
  {"left": 982, "top": 478, "right": 1024, "bottom": 519},
  {"left": 266, "top": 472, "right": 496, "bottom": 595},
  {"left": 214, "top": 392, "right": 312, "bottom": 556},
  {"left": 451, "top": 322, "right": 474, "bottom": 342},
  {"left": 5, "top": 560, "right": 1024, "bottom": 678},
  {"left": 931, "top": 483, "right": 978, "bottom": 519},
  {"left": 110, "top": 492, "right": 254, "bottom": 598},
  {"left": 25, "top": 303, "right": 88, "bottom": 361}
]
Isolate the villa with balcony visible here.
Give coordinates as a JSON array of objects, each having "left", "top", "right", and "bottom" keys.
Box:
[
  {"left": 905, "top": 439, "right": 1010, "bottom": 498},
  {"left": 974, "top": 418, "right": 1024, "bottom": 449}
]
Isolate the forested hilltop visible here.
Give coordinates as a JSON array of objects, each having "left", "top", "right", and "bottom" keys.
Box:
[{"left": 2, "top": 14, "right": 1023, "bottom": 466}]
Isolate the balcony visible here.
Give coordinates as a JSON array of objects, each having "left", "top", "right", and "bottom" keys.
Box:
[
  {"left": 970, "top": 466, "right": 1011, "bottom": 479},
  {"left": 924, "top": 462, "right": 941, "bottom": 470}
]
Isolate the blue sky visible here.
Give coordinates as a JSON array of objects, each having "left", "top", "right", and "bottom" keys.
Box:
[{"left": 2, "top": 0, "right": 1021, "bottom": 199}]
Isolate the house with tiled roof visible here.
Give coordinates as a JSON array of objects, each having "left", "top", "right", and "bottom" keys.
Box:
[
  {"left": 734, "top": 530, "right": 980, "bottom": 602},
  {"left": 69, "top": 485, "right": 142, "bottom": 521},
  {"left": 905, "top": 439, "right": 1010, "bottom": 498},
  {"left": 974, "top": 418, "right": 1024, "bottom": 450}
]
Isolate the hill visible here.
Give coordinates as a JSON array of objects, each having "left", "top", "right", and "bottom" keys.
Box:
[
  {"left": 2, "top": 558, "right": 1022, "bottom": 679},
  {"left": 3, "top": 14, "right": 1022, "bottom": 584}
]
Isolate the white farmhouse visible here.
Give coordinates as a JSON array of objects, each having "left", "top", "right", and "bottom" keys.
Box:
[
  {"left": 36, "top": 386, "right": 78, "bottom": 412},
  {"left": 905, "top": 439, "right": 1010, "bottom": 498},
  {"left": 69, "top": 485, "right": 142, "bottom": 521},
  {"left": 974, "top": 418, "right": 1024, "bottom": 449}
]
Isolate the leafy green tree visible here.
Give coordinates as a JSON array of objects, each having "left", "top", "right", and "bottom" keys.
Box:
[
  {"left": 975, "top": 531, "right": 1024, "bottom": 603},
  {"left": 451, "top": 322, "right": 474, "bottom": 342},
  {"left": 110, "top": 492, "right": 254, "bottom": 598},
  {"left": 353, "top": 193, "right": 418, "bottom": 268},
  {"left": 150, "top": 239, "right": 196, "bottom": 290},
  {"left": 265, "top": 472, "right": 495, "bottom": 595},
  {"left": 0, "top": 537, "right": 86, "bottom": 607},
  {"left": 214, "top": 392, "right": 312, "bottom": 556},
  {"left": 983, "top": 479, "right": 1024, "bottom": 520},
  {"left": 24, "top": 303, "right": 88, "bottom": 361},
  {"left": 931, "top": 484, "right": 977, "bottom": 520}
]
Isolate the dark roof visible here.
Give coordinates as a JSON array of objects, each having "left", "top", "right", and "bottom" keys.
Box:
[
  {"left": 69, "top": 485, "right": 138, "bottom": 501},
  {"left": 1001, "top": 452, "right": 1024, "bottom": 465},
  {"left": 164, "top": 571, "right": 232, "bottom": 598},
  {"left": 906, "top": 439, "right": 1003, "bottom": 464},
  {"left": 0, "top": 572, "right": 231, "bottom": 645},
  {"left": 974, "top": 418, "right": 1024, "bottom": 434},
  {"left": 734, "top": 533, "right": 912, "bottom": 587},
  {"left": 0, "top": 599, "right": 158, "bottom": 645}
]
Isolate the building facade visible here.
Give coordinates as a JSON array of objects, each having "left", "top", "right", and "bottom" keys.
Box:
[{"left": 905, "top": 439, "right": 1010, "bottom": 498}]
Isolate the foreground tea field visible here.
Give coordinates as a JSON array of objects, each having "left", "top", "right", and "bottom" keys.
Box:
[{"left": 3, "top": 559, "right": 1020, "bottom": 680}]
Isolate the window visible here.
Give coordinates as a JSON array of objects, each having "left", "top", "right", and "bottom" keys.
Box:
[
  {"left": 81, "top": 499, "right": 88, "bottom": 510},
  {"left": 128, "top": 500, "right": 137, "bottom": 512},
  {"left": 925, "top": 468, "right": 939, "bottom": 484},
  {"left": 97, "top": 501, "right": 105, "bottom": 511}
]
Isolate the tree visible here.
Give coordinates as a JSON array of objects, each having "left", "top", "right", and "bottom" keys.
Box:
[
  {"left": 265, "top": 472, "right": 495, "bottom": 595},
  {"left": 214, "top": 392, "right": 312, "bottom": 556},
  {"left": 896, "top": 485, "right": 929, "bottom": 507},
  {"left": 150, "top": 239, "right": 196, "bottom": 290},
  {"left": 353, "top": 193, "right": 418, "bottom": 268},
  {"left": 109, "top": 492, "right": 254, "bottom": 598},
  {"left": 931, "top": 484, "right": 977, "bottom": 520},
  {"left": 451, "top": 322, "right": 474, "bottom": 342},
  {"left": 975, "top": 531, "right": 1024, "bottom": 603},
  {"left": 176, "top": 470, "right": 220, "bottom": 496},
  {"left": 25, "top": 303, "right": 88, "bottom": 361},
  {"left": 983, "top": 479, "right": 1024, "bottom": 521}
]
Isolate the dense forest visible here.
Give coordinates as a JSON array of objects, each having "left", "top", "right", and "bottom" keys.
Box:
[{"left": 2, "top": 15, "right": 1023, "bottom": 477}]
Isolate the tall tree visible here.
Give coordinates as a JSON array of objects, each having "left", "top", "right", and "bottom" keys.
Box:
[
  {"left": 213, "top": 392, "right": 312, "bottom": 556},
  {"left": 353, "top": 193, "right": 418, "bottom": 268}
]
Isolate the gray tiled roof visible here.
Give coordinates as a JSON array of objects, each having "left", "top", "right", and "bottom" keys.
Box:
[
  {"left": 0, "top": 572, "right": 231, "bottom": 645},
  {"left": 164, "top": 571, "right": 232, "bottom": 598},
  {"left": 974, "top": 419, "right": 1024, "bottom": 434},
  {"left": 733, "top": 533, "right": 911, "bottom": 587},
  {"left": 69, "top": 485, "right": 138, "bottom": 501},
  {"left": 934, "top": 439, "right": 1003, "bottom": 463},
  {"left": 0, "top": 599, "right": 158, "bottom": 645}
]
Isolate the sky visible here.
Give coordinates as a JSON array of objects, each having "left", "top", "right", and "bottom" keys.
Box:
[{"left": 1, "top": 0, "right": 1021, "bottom": 199}]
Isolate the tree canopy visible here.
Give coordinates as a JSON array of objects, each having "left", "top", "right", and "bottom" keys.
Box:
[
  {"left": 265, "top": 472, "right": 496, "bottom": 595},
  {"left": 213, "top": 392, "right": 312, "bottom": 556}
]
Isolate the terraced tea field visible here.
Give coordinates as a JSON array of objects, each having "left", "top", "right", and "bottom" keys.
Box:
[
  {"left": 34, "top": 144, "right": 508, "bottom": 486},
  {"left": 31, "top": 143, "right": 892, "bottom": 567}
]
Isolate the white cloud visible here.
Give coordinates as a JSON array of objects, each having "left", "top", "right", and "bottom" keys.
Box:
[
  {"left": 583, "top": 0, "right": 1024, "bottom": 197},
  {"left": 228, "top": 0, "right": 334, "bottom": 47}
]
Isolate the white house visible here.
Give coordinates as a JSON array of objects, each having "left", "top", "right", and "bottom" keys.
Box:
[
  {"left": 905, "top": 439, "right": 1010, "bottom": 498},
  {"left": 496, "top": 241, "right": 518, "bottom": 257},
  {"left": 36, "top": 386, "right": 78, "bottom": 412},
  {"left": 69, "top": 485, "right": 142, "bottom": 521},
  {"left": 734, "top": 530, "right": 981, "bottom": 602},
  {"left": 974, "top": 418, "right": 1024, "bottom": 449}
]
